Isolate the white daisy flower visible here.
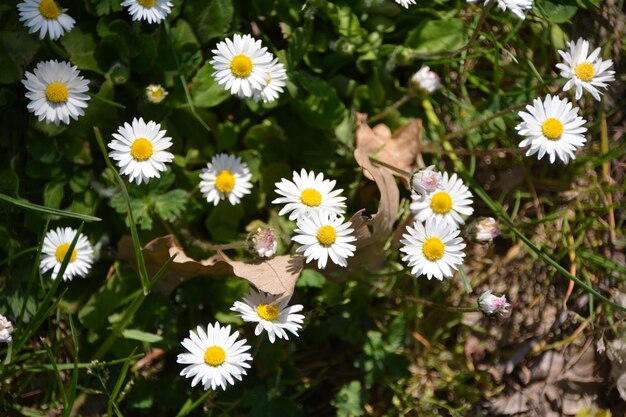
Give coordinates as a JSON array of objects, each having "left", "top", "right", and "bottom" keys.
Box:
[
  {"left": 145, "top": 84, "right": 168, "bottom": 104},
  {"left": 410, "top": 172, "right": 474, "bottom": 229},
  {"left": 121, "top": 0, "right": 172, "bottom": 24},
  {"left": 22, "top": 60, "right": 90, "bottom": 126},
  {"left": 256, "top": 58, "right": 288, "bottom": 103},
  {"left": 40, "top": 227, "right": 94, "bottom": 281},
  {"left": 108, "top": 118, "right": 174, "bottom": 185},
  {"left": 273, "top": 169, "right": 347, "bottom": 221},
  {"left": 17, "top": 0, "right": 75, "bottom": 40},
  {"left": 400, "top": 218, "right": 466, "bottom": 280},
  {"left": 556, "top": 38, "right": 615, "bottom": 101},
  {"left": 177, "top": 323, "right": 252, "bottom": 391},
  {"left": 292, "top": 210, "right": 356, "bottom": 269},
  {"left": 410, "top": 66, "right": 440, "bottom": 94},
  {"left": 0, "top": 315, "right": 14, "bottom": 344},
  {"left": 210, "top": 34, "right": 274, "bottom": 98},
  {"left": 478, "top": 290, "right": 512, "bottom": 317},
  {"left": 231, "top": 289, "right": 305, "bottom": 343},
  {"left": 516, "top": 94, "right": 587, "bottom": 164},
  {"left": 199, "top": 154, "right": 253, "bottom": 206},
  {"left": 395, "top": 0, "right": 417, "bottom": 7},
  {"left": 496, "top": 0, "right": 533, "bottom": 19}
]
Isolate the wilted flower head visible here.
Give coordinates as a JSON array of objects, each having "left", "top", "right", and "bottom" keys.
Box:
[
  {"left": 410, "top": 66, "right": 440, "bottom": 94},
  {"left": 467, "top": 217, "right": 500, "bottom": 243},
  {"left": 410, "top": 165, "right": 442, "bottom": 199},
  {"left": 249, "top": 228, "right": 277, "bottom": 258},
  {"left": 0, "top": 315, "right": 13, "bottom": 343},
  {"left": 478, "top": 290, "right": 511, "bottom": 317},
  {"left": 145, "top": 84, "right": 168, "bottom": 104}
]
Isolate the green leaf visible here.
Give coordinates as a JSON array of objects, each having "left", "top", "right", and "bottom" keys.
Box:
[
  {"left": 332, "top": 381, "right": 367, "bottom": 417},
  {"left": 0, "top": 32, "right": 40, "bottom": 84},
  {"left": 61, "top": 27, "right": 103, "bottom": 74},
  {"left": 184, "top": 0, "right": 233, "bottom": 44},
  {"left": 170, "top": 19, "right": 203, "bottom": 76},
  {"left": 292, "top": 72, "right": 346, "bottom": 130},
  {"left": 43, "top": 181, "right": 65, "bottom": 210},
  {"left": 152, "top": 189, "right": 188, "bottom": 223},
  {"left": 296, "top": 269, "right": 326, "bottom": 288},
  {"left": 190, "top": 62, "right": 230, "bottom": 108},
  {"left": 287, "top": 25, "right": 312, "bottom": 68},
  {"left": 541, "top": 0, "right": 578, "bottom": 23},
  {"left": 122, "top": 329, "right": 163, "bottom": 343},
  {"left": 406, "top": 19, "right": 467, "bottom": 53}
]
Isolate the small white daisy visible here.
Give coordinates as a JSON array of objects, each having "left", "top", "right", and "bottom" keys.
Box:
[
  {"left": 292, "top": 210, "right": 356, "bottom": 269},
  {"left": 231, "top": 289, "right": 305, "bottom": 343},
  {"left": 145, "top": 84, "right": 168, "bottom": 104},
  {"left": 255, "top": 58, "right": 288, "bottom": 103},
  {"left": 108, "top": 118, "right": 174, "bottom": 185},
  {"left": 410, "top": 172, "right": 474, "bottom": 229},
  {"left": 516, "top": 94, "right": 587, "bottom": 164},
  {"left": 22, "top": 60, "right": 90, "bottom": 126},
  {"left": 410, "top": 165, "right": 443, "bottom": 201},
  {"left": 177, "top": 323, "right": 252, "bottom": 391},
  {"left": 210, "top": 34, "right": 274, "bottom": 98},
  {"left": 556, "top": 38, "right": 615, "bottom": 101},
  {"left": 121, "top": 0, "right": 172, "bottom": 24},
  {"left": 199, "top": 154, "right": 253, "bottom": 206},
  {"left": 40, "top": 227, "right": 94, "bottom": 281},
  {"left": 496, "top": 0, "right": 533, "bottom": 19},
  {"left": 248, "top": 228, "right": 278, "bottom": 258},
  {"left": 0, "top": 315, "right": 14, "bottom": 344},
  {"left": 395, "top": 0, "right": 417, "bottom": 7},
  {"left": 400, "top": 218, "right": 466, "bottom": 281},
  {"left": 17, "top": 0, "right": 75, "bottom": 40},
  {"left": 273, "top": 169, "right": 347, "bottom": 221},
  {"left": 478, "top": 290, "right": 512, "bottom": 317},
  {"left": 410, "top": 66, "right": 440, "bottom": 94}
]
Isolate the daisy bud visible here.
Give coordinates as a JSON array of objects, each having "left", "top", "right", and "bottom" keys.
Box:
[
  {"left": 145, "top": 84, "right": 168, "bottom": 104},
  {"left": 410, "top": 66, "right": 440, "bottom": 94},
  {"left": 467, "top": 217, "right": 500, "bottom": 243},
  {"left": 478, "top": 291, "right": 511, "bottom": 318},
  {"left": 249, "top": 228, "right": 278, "bottom": 258},
  {"left": 109, "top": 62, "right": 130, "bottom": 85},
  {"left": 0, "top": 315, "right": 13, "bottom": 343},
  {"left": 410, "top": 166, "right": 442, "bottom": 197}
]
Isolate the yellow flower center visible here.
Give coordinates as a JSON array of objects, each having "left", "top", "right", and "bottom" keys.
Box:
[
  {"left": 541, "top": 118, "right": 564, "bottom": 140},
  {"left": 300, "top": 188, "right": 322, "bottom": 207},
  {"left": 204, "top": 346, "right": 226, "bottom": 367},
  {"left": 256, "top": 303, "right": 280, "bottom": 321},
  {"left": 130, "top": 138, "right": 153, "bottom": 161},
  {"left": 138, "top": 0, "right": 157, "bottom": 7},
  {"left": 422, "top": 237, "right": 444, "bottom": 261},
  {"left": 45, "top": 82, "right": 69, "bottom": 104},
  {"left": 316, "top": 225, "right": 337, "bottom": 246},
  {"left": 55, "top": 243, "right": 77, "bottom": 263},
  {"left": 574, "top": 62, "right": 595, "bottom": 82},
  {"left": 38, "top": 0, "right": 61, "bottom": 19},
  {"left": 215, "top": 170, "right": 235, "bottom": 193},
  {"left": 430, "top": 192, "right": 452, "bottom": 214},
  {"left": 230, "top": 55, "right": 254, "bottom": 78}
]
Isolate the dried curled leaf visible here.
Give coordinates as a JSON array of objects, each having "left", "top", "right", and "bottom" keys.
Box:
[
  {"left": 355, "top": 112, "right": 422, "bottom": 183},
  {"left": 117, "top": 235, "right": 304, "bottom": 300}
]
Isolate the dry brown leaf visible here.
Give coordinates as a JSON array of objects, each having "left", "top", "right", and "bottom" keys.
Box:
[
  {"left": 355, "top": 112, "right": 422, "bottom": 182},
  {"left": 117, "top": 235, "right": 303, "bottom": 299},
  {"left": 218, "top": 251, "right": 304, "bottom": 302}
]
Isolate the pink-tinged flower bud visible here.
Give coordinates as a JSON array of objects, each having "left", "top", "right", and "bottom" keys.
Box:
[
  {"left": 478, "top": 290, "right": 511, "bottom": 318},
  {"left": 410, "top": 66, "right": 440, "bottom": 94},
  {"left": 468, "top": 217, "right": 500, "bottom": 243},
  {"left": 0, "top": 315, "right": 13, "bottom": 343},
  {"left": 410, "top": 165, "right": 442, "bottom": 199},
  {"left": 249, "top": 228, "right": 277, "bottom": 258}
]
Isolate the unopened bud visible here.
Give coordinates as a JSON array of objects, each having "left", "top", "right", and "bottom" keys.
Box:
[
  {"left": 0, "top": 315, "right": 13, "bottom": 343},
  {"left": 108, "top": 63, "right": 130, "bottom": 85},
  {"left": 478, "top": 290, "right": 511, "bottom": 318},
  {"left": 249, "top": 228, "right": 277, "bottom": 258},
  {"left": 145, "top": 84, "right": 168, "bottom": 104},
  {"left": 410, "top": 66, "right": 440, "bottom": 95},
  {"left": 467, "top": 217, "right": 500, "bottom": 243},
  {"left": 410, "top": 165, "right": 442, "bottom": 199}
]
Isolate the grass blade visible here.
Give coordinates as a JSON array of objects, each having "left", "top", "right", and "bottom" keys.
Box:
[{"left": 0, "top": 193, "right": 101, "bottom": 222}]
